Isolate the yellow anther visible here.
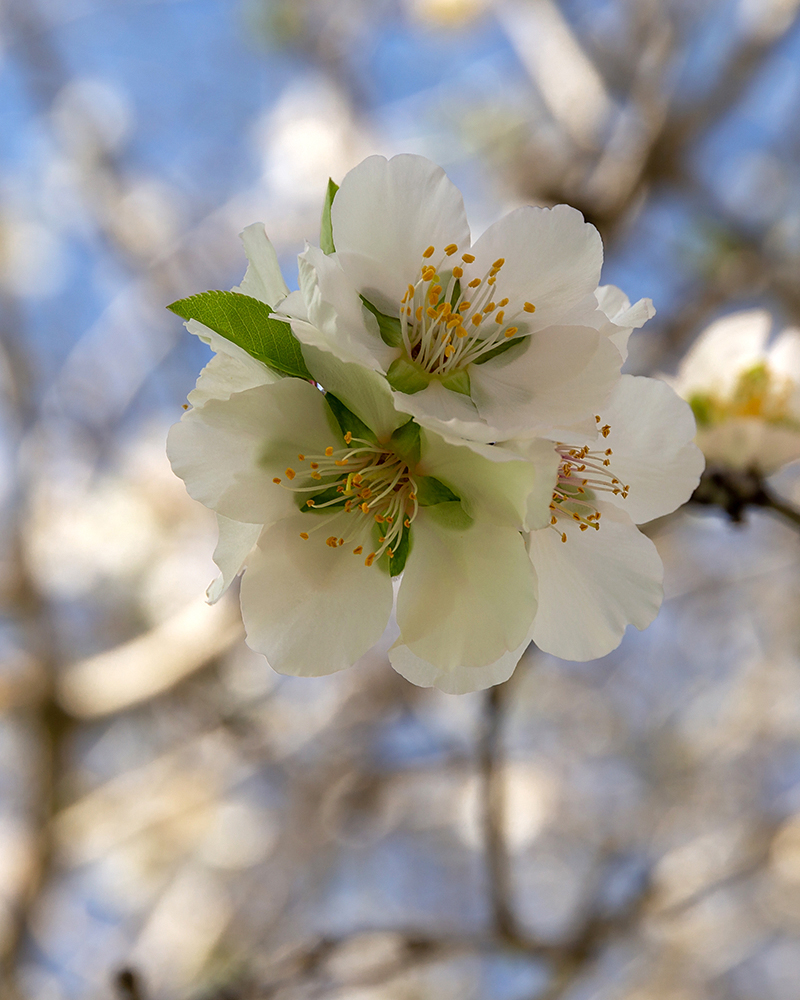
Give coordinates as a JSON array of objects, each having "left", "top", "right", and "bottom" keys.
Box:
[
  {"left": 427, "top": 307, "right": 437, "bottom": 318},
  {"left": 471, "top": 314, "right": 482, "bottom": 326},
  {"left": 416, "top": 307, "right": 423, "bottom": 321},
  {"left": 452, "top": 266, "right": 463, "bottom": 278},
  {"left": 422, "top": 266, "right": 435, "bottom": 282},
  {"left": 387, "top": 548, "right": 394, "bottom": 558},
  {"left": 456, "top": 326, "right": 467, "bottom": 338},
  {"left": 445, "top": 344, "right": 455, "bottom": 357},
  {"left": 375, "top": 513, "right": 385, "bottom": 523},
  {"left": 307, "top": 498, "right": 316, "bottom": 507},
  {"left": 311, "top": 471, "right": 322, "bottom": 480},
  {"left": 601, "top": 425, "right": 611, "bottom": 438},
  {"left": 353, "top": 546, "right": 363, "bottom": 555},
  {"left": 498, "top": 298, "right": 509, "bottom": 307},
  {"left": 423, "top": 245, "right": 435, "bottom": 258},
  {"left": 335, "top": 458, "right": 349, "bottom": 466},
  {"left": 404, "top": 518, "right": 411, "bottom": 528},
  {"left": 358, "top": 502, "right": 369, "bottom": 513},
  {"left": 447, "top": 316, "right": 461, "bottom": 328},
  {"left": 484, "top": 302, "right": 496, "bottom": 313},
  {"left": 345, "top": 431, "right": 352, "bottom": 444},
  {"left": 595, "top": 415, "right": 601, "bottom": 423},
  {"left": 326, "top": 536, "right": 338, "bottom": 547},
  {"left": 285, "top": 468, "right": 296, "bottom": 480},
  {"left": 365, "top": 553, "right": 376, "bottom": 566},
  {"left": 468, "top": 277, "right": 481, "bottom": 288},
  {"left": 524, "top": 302, "right": 536, "bottom": 313},
  {"left": 492, "top": 257, "right": 505, "bottom": 268},
  {"left": 273, "top": 477, "right": 281, "bottom": 484},
  {"left": 297, "top": 453, "right": 305, "bottom": 461},
  {"left": 182, "top": 404, "right": 189, "bottom": 410},
  {"left": 325, "top": 446, "right": 334, "bottom": 456},
  {"left": 580, "top": 523, "right": 589, "bottom": 531},
  {"left": 439, "top": 302, "right": 452, "bottom": 316},
  {"left": 605, "top": 448, "right": 612, "bottom": 456},
  {"left": 495, "top": 311, "right": 505, "bottom": 324},
  {"left": 444, "top": 243, "right": 458, "bottom": 255},
  {"left": 488, "top": 275, "right": 496, "bottom": 285},
  {"left": 310, "top": 462, "right": 319, "bottom": 469},
  {"left": 458, "top": 301, "right": 471, "bottom": 312},
  {"left": 561, "top": 533, "right": 567, "bottom": 543},
  {"left": 550, "top": 515, "right": 557, "bottom": 525},
  {"left": 462, "top": 252, "right": 475, "bottom": 263},
  {"left": 338, "top": 538, "right": 344, "bottom": 546},
  {"left": 504, "top": 327, "right": 518, "bottom": 338}
]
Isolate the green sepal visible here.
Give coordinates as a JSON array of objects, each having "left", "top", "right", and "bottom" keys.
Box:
[
  {"left": 388, "top": 522, "right": 412, "bottom": 576},
  {"left": 449, "top": 278, "right": 462, "bottom": 309},
  {"left": 360, "top": 297, "right": 404, "bottom": 348},
  {"left": 415, "top": 476, "right": 460, "bottom": 507},
  {"left": 320, "top": 178, "right": 339, "bottom": 255},
  {"left": 324, "top": 393, "right": 378, "bottom": 445},
  {"left": 473, "top": 336, "right": 528, "bottom": 366},
  {"left": 298, "top": 484, "right": 345, "bottom": 514},
  {"left": 688, "top": 393, "right": 714, "bottom": 428},
  {"left": 389, "top": 418, "right": 421, "bottom": 466},
  {"left": 168, "top": 291, "right": 313, "bottom": 381},
  {"left": 386, "top": 357, "right": 430, "bottom": 394},
  {"left": 440, "top": 368, "right": 471, "bottom": 396}
]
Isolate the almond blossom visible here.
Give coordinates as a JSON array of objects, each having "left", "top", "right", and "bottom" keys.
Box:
[
  {"left": 673, "top": 309, "right": 800, "bottom": 475},
  {"left": 279, "top": 153, "right": 654, "bottom": 443},
  {"left": 168, "top": 346, "right": 558, "bottom": 692}
]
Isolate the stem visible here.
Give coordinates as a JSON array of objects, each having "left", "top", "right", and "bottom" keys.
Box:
[{"left": 479, "top": 683, "right": 518, "bottom": 943}]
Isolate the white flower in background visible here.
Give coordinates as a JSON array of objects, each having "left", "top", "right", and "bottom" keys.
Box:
[
  {"left": 674, "top": 309, "right": 800, "bottom": 475},
  {"left": 168, "top": 341, "right": 558, "bottom": 693},
  {"left": 524, "top": 375, "right": 704, "bottom": 661},
  {"left": 280, "top": 153, "right": 654, "bottom": 443}
]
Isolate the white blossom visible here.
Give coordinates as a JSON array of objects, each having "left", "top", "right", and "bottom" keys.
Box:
[{"left": 673, "top": 309, "right": 800, "bottom": 475}]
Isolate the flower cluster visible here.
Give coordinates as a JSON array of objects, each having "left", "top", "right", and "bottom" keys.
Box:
[{"left": 168, "top": 154, "right": 703, "bottom": 692}]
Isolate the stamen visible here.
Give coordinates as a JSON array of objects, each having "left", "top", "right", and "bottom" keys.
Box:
[
  {"left": 462, "top": 253, "right": 475, "bottom": 263},
  {"left": 423, "top": 246, "right": 435, "bottom": 258},
  {"left": 524, "top": 302, "right": 536, "bottom": 313},
  {"left": 444, "top": 243, "right": 458, "bottom": 255}
]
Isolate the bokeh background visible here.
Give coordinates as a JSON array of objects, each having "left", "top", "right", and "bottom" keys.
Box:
[{"left": 3, "top": 1, "right": 800, "bottom": 998}]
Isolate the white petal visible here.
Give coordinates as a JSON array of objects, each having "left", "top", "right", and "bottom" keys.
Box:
[
  {"left": 419, "top": 428, "right": 557, "bottom": 529},
  {"left": 468, "top": 204, "right": 603, "bottom": 331},
  {"left": 292, "top": 245, "right": 397, "bottom": 372},
  {"left": 233, "top": 223, "right": 290, "bottom": 307},
  {"left": 168, "top": 378, "right": 341, "bottom": 524},
  {"left": 389, "top": 635, "right": 531, "bottom": 694},
  {"left": 676, "top": 310, "right": 772, "bottom": 396},
  {"left": 332, "top": 154, "right": 471, "bottom": 312},
  {"left": 239, "top": 514, "right": 393, "bottom": 676},
  {"left": 470, "top": 326, "right": 622, "bottom": 438},
  {"left": 392, "top": 381, "right": 498, "bottom": 444},
  {"left": 496, "top": 437, "right": 563, "bottom": 530},
  {"left": 207, "top": 515, "right": 262, "bottom": 603},
  {"left": 594, "top": 285, "right": 655, "bottom": 361},
  {"left": 186, "top": 320, "right": 278, "bottom": 407},
  {"left": 301, "top": 344, "right": 407, "bottom": 442},
  {"left": 595, "top": 375, "right": 705, "bottom": 523},
  {"left": 396, "top": 505, "right": 537, "bottom": 669},
  {"left": 529, "top": 503, "right": 663, "bottom": 661}
]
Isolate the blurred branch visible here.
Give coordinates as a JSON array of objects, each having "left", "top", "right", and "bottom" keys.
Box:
[
  {"left": 479, "top": 681, "right": 520, "bottom": 944},
  {"left": 691, "top": 465, "right": 800, "bottom": 528}
]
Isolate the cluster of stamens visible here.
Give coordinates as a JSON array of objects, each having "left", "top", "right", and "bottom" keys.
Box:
[
  {"left": 398, "top": 243, "right": 535, "bottom": 375},
  {"left": 272, "top": 432, "right": 418, "bottom": 567},
  {"left": 548, "top": 416, "right": 630, "bottom": 543}
]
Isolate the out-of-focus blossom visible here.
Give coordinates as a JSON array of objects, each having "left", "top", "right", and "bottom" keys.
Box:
[
  {"left": 282, "top": 153, "right": 653, "bottom": 444},
  {"left": 675, "top": 310, "right": 800, "bottom": 475}
]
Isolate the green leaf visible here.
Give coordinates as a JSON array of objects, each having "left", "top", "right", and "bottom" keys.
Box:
[
  {"left": 385, "top": 357, "right": 430, "bottom": 394},
  {"left": 320, "top": 178, "right": 339, "bottom": 255},
  {"left": 361, "top": 297, "right": 404, "bottom": 347},
  {"left": 168, "top": 291, "right": 313, "bottom": 380},
  {"left": 440, "top": 368, "right": 471, "bottom": 396},
  {"left": 415, "top": 476, "right": 461, "bottom": 507},
  {"left": 390, "top": 418, "right": 421, "bottom": 466},
  {"left": 422, "top": 500, "right": 473, "bottom": 531},
  {"left": 388, "top": 522, "right": 412, "bottom": 576},
  {"left": 325, "top": 393, "right": 378, "bottom": 445},
  {"left": 473, "top": 336, "right": 528, "bottom": 366}
]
